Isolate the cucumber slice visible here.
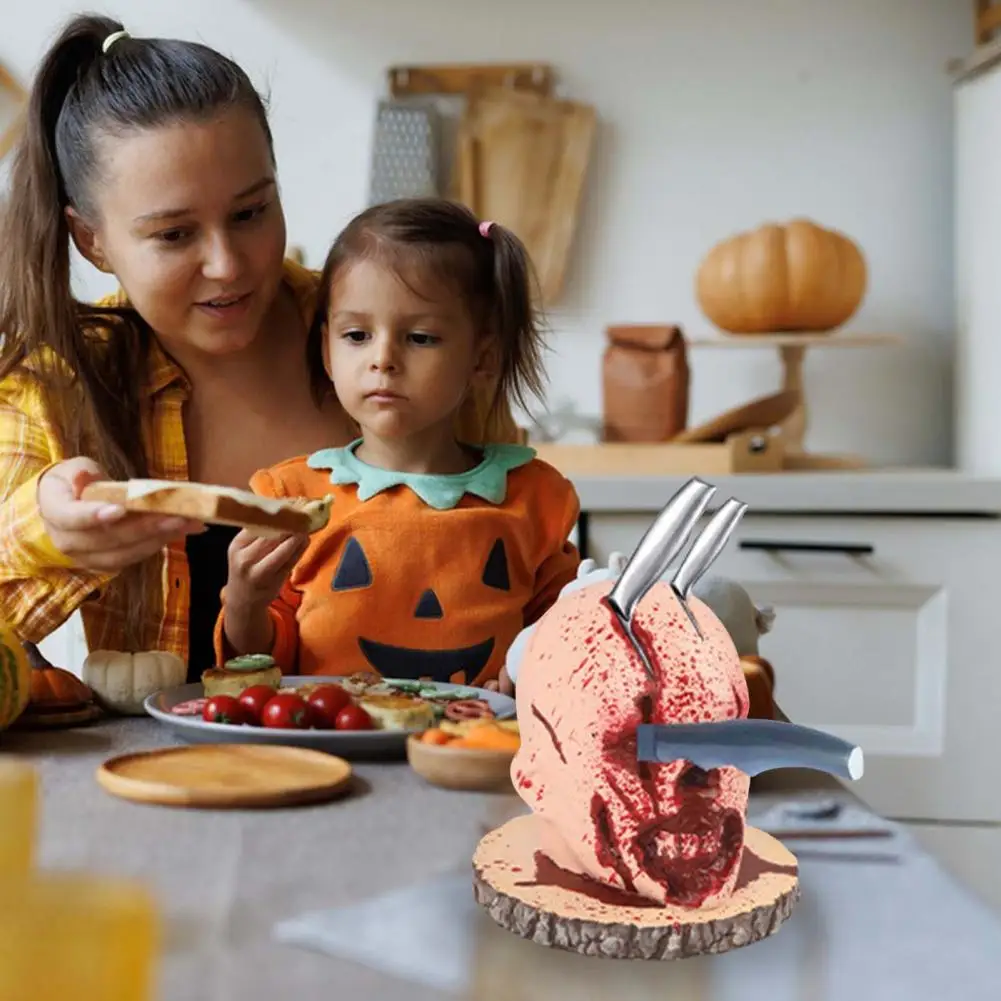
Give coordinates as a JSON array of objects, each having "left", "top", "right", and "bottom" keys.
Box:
[
  {"left": 224, "top": 654, "right": 276, "bottom": 671},
  {"left": 387, "top": 679, "right": 423, "bottom": 693}
]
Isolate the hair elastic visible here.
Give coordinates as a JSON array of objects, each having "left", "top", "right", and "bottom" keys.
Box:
[
  {"left": 478, "top": 220, "right": 495, "bottom": 238},
  {"left": 102, "top": 29, "right": 130, "bottom": 55}
]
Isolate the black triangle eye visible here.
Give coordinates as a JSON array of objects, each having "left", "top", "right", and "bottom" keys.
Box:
[
  {"left": 482, "top": 538, "right": 510, "bottom": 591},
  {"left": 414, "top": 589, "right": 443, "bottom": 619},
  {"left": 331, "top": 536, "right": 372, "bottom": 591}
]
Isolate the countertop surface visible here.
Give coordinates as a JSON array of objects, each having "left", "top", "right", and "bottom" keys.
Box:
[
  {"left": 5, "top": 717, "right": 1001, "bottom": 1001},
  {"left": 570, "top": 467, "right": 1001, "bottom": 515}
]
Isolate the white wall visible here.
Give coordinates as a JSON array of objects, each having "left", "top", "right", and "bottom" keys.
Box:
[{"left": 2, "top": 0, "right": 972, "bottom": 466}]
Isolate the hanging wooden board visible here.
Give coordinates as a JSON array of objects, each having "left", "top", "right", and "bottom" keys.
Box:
[
  {"left": 96, "top": 744, "right": 354, "bottom": 809},
  {"left": 388, "top": 63, "right": 553, "bottom": 99},
  {"left": 456, "top": 87, "right": 596, "bottom": 304},
  {"left": 0, "top": 62, "right": 26, "bottom": 161}
]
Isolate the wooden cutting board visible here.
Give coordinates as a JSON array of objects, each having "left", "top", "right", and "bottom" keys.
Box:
[
  {"left": 455, "top": 87, "right": 595, "bottom": 304},
  {"left": 673, "top": 390, "right": 800, "bottom": 443},
  {"left": 96, "top": 744, "right": 353, "bottom": 809}
]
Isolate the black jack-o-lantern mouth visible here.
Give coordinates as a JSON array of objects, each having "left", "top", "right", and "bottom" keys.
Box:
[
  {"left": 330, "top": 532, "right": 511, "bottom": 683},
  {"left": 357, "top": 635, "right": 496, "bottom": 683}
]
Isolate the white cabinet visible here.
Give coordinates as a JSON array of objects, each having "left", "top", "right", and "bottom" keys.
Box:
[{"left": 586, "top": 511, "right": 1001, "bottom": 824}]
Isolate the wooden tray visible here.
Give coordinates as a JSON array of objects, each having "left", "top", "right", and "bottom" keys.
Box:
[
  {"left": 96, "top": 744, "right": 353, "bottom": 809},
  {"left": 473, "top": 813, "right": 799, "bottom": 959},
  {"left": 11, "top": 702, "right": 103, "bottom": 730},
  {"left": 532, "top": 429, "right": 784, "bottom": 476}
]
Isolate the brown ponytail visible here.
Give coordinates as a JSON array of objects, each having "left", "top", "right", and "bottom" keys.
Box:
[
  {"left": 310, "top": 197, "right": 548, "bottom": 422},
  {"left": 0, "top": 14, "right": 274, "bottom": 650}
]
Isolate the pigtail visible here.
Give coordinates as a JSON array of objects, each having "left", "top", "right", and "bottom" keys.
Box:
[
  {"left": 485, "top": 223, "right": 547, "bottom": 417},
  {"left": 0, "top": 16, "right": 112, "bottom": 378}
]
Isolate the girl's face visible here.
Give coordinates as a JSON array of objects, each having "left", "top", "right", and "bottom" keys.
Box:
[
  {"left": 67, "top": 107, "right": 287, "bottom": 359},
  {"left": 323, "top": 258, "right": 494, "bottom": 442}
]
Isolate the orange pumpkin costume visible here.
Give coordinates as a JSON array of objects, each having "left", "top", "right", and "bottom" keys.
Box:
[{"left": 213, "top": 442, "right": 581, "bottom": 686}]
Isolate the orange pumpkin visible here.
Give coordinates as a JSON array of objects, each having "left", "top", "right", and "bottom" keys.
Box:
[
  {"left": 25, "top": 644, "right": 92, "bottom": 708},
  {"left": 695, "top": 218, "right": 867, "bottom": 334}
]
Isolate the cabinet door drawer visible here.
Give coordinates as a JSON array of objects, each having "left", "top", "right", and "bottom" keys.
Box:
[
  {"left": 711, "top": 517, "right": 946, "bottom": 757},
  {"left": 586, "top": 512, "right": 1001, "bottom": 822}
]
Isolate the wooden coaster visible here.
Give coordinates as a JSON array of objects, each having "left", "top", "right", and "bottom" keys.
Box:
[
  {"left": 96, "top": 744, "right": 353, "bottom": 809},
  {"left": 472, "top": 813, "right": 799, "bottom": 960},
  {"left": 11, "top": 702, "right": 104, "bottom": 730}
]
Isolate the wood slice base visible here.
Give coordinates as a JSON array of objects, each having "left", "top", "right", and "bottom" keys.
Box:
[{"left": 472, "top": 814, "right": 799, "bottom": 960}]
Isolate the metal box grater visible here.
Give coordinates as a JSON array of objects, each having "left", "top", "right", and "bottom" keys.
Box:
[{"left": 367, "top": 100, "right": 442, "bottom": 206}]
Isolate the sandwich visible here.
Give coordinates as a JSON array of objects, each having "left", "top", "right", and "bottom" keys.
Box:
[
  {"left": 80, "top": 479, "right": 333, "bottom": 536},
  {"left": 201, "top": 654, "right": 282, "bottom": 699},
  {"left": 357, "top": 692, "right": 436, "bottom": 731}
]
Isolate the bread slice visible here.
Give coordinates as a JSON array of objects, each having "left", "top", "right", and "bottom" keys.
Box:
[
  {"left": 358, "top": 693, "right": 435, "bottom": 731},
  {"left": 80, "top": 479, "right": 333, "bottom": 536},
  {"left": 201, "top": 655, "right": 283, "bottom": 698}
]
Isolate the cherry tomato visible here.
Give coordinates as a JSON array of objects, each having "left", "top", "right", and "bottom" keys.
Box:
[
  {"left": 261, "top": 693, "right": 314, "bottom": 730},
  {"left": 237, "top": 685, "right": 278, "bottom": 725},
  {"left": 306, "top": 685, "right": 353, "bottom": 729},
  {"left": 202, "top": 695, "right": 250, "bottom": 726},
  {"left": 335, "top": 704, "right": 373, "bottom": 731}
]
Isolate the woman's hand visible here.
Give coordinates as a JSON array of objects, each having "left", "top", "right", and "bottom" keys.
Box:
[
  {"left": 37, "top": 458, "right": 205, "bottom": 572},
  {"left": 223, "top": 529, "right": 310, "bottom": 610}
]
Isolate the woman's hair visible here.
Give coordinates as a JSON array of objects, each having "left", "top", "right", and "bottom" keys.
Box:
[
  {"left": 0, "top": 14, "right": 272, "bottom": 648},
  {"left": 308, "top": 198, "right": 547, "bottom": 421}
]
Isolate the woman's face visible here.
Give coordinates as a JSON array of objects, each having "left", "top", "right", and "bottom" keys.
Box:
[{"left": 69, "top": 106, "right": 287, "bottom": 358}]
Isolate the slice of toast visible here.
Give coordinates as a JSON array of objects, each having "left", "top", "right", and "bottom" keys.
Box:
[{"left": 80, "top": 479, "right": 333, "bottom": 536}]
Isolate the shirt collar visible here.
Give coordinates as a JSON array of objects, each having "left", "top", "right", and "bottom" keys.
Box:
[{"left": 143, "top": 336, "right": 187, "bottom": 399}]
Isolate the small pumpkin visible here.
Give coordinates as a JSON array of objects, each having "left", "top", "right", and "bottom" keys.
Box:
[
  {"left": 25, "top": 644, "right": 93, "bottom": 709},
  {"left": 82, "top": 650, "right": 186, "bottom": 716},
  {"left": 0, "top": 626, "right": 31, "bottom": 730},
  {"left": 695, "top": 218, "right": 867, "bottom": 333}
]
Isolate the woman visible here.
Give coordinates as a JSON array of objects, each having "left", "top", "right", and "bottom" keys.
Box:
[{"left": 0, "top": 14, "right": 518, "bottom": 679}]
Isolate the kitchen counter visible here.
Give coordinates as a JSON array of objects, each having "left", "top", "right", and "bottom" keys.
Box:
[
  {"left": 6, "top": 719, "right": 1001, "bottom": 1001},
  {"left": 570, "top": 467, "right": 1001, "bottom": 515}
]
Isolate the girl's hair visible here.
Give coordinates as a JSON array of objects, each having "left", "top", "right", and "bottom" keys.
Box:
[
  {"left": 308, "top": 198, "right": 547, "bottom": 421},
  {"left": 0, "top": 14, "right": 273, "bottom": 649}
]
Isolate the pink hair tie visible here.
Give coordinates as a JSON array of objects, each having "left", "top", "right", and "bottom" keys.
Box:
[{"left": 479, "top": 220, "right": 495, "bottom": 238}]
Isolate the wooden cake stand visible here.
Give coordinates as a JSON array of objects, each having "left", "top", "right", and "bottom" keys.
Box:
[
  {"left": 473, "top": 813, "right": 799, "bottom": 960},
  {"left": 687, "top": 332, "right": 901, "bottom": 470}
]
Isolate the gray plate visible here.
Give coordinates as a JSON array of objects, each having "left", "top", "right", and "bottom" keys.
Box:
[{"left": 143, "top": 676, "right": 515, "bottom": 759}]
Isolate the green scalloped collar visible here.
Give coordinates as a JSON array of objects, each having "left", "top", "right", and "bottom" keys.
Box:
[{"left": 306, "top": 439, "right": 536, "bottom": 510}]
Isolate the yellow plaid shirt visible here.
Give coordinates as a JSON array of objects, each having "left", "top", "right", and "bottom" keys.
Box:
[{"left": 0, "top": 260, "right": 518, "bottom": 661}]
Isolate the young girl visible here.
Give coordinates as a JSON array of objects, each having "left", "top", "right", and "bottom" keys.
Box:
[{"left": 213, "top": 198, "right": 581, "bottom": 689}]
